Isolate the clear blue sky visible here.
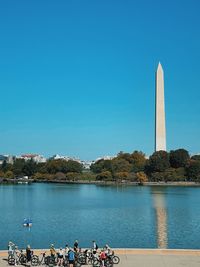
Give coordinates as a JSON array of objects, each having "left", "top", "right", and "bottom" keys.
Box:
[{"left": 0, "top": 0, "right": 199, "bottom": 160}]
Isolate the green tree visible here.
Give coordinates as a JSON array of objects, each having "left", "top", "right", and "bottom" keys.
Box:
[
  {"left": 0, "top": 170, "right": 5, "bottom": 177},
  {"left": 90, "top": 159, "right": 112, "bottom": 173},
  {"left": 4, "top": 170, "right": 14, "bottom": 179},
  {"left": 117, "top": 152, "right": 132, "bottom": 163},
  {"left": 169, "top": 149, "right": 190, "bottom": 168},
  {"left": 0, "top": 160, "right": 13, "bottom": 172},
  {"left": 131, "top": 151, "right": 146, "bottom": 172},
  {"left": 1, "top": 160, "right": 7, "bottom": 172},
  {"left": 96, "top": 171, "right": 112, "bottom": 181},
  {"left": 66, "top": 172, "right": 78, "bottom": 181},
  {"left": 136, "top": 171, "right": 148, "bottom": 185},
  {"left": 22, "top": 159, "right": 37, "bottom": 177},
  {"left": 45, "top": 159, "right": 82, "bottom": 174},
  {"left": 13, "top": 159, "right": 26, "bottom": 176},
  {"left": 65, "top": 160, "right": 83, "bottom": 173},
  {"left": 54, "top": 172, "right": 66, "bottom": 180},
  {"left": 112, "top": 158, "right": 132, "bottom": 173},
  {"left": 114, "top": 171, "right": 129, "bottom": 181},
  {"left": 191, "top": 155, "right": 200, "bottom": 161},
  {"left": 186, "top": 160, "right": 200, "bottom": 181},
  {"left": 36, "top": 162, "right": 47, "bottom": 173},
  {"left": 148, "top": 151, "right": 170, "bottom": 172},
  {"left": 150, "top": 171, "right": 166, "bottom": 182}
]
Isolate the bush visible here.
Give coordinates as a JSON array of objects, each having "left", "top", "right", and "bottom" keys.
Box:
[
  {"left": 96, "top": 171, "right": 113, "bottom": 181},
  {"left": 136, "top": 171, "right": 148, "bottom": 185},
  {"left": 114, "top": 172, "right": 129, "bottom": 181},
  {"left": 4, "top": 171, "right": 14, "bottom": 179},
  {"left": 66, "top": 172, "right": 78, "bottom": 181},
  {"left": 54, "top": 172, "right": 66, "bottom": 180}
]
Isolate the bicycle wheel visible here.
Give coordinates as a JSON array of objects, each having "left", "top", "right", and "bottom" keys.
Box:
[
  {"left": 44, "top": 256, "right": 50, "bottom": 265},
  {"left": 49, "top": 256, "right": 56, "bottom": 267},
  {"left": 88, "top": 256, "right": 93, "bottom": 265},
  {"left": 8, "top": 255, "right": 15, "bottom": 265},
  {"left": 19, "top": 254, "right": 27, "bottom": 265},
  {"left": 63, "top": 258, "right": 68, "bottom": 267},
  {"left": 105, "top": 258, "right": 113, "bottom": 267},
  {"left": 74, "top": 261, "right": 81, "bottom": 267},
  {"left": 93, "top": 259, "right": 101, "bottom": 267},
  {"left": 31, "top": 255, "right": 39, "bottom": 266},
  {"left": 77, "top": 254, "right": 86, "bottom": 265},
  {"left": 112, "top": 256, "right": 120, "bottom": 264}
]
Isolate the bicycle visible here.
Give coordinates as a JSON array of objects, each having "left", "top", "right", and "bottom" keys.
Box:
[
  {"left": 31, "top": 252, "right": 47, "bottom": 266},
  {"left": 93, "top": 258, "right": 113, "bottom": 267},
  {"left": 107, "top": 253, "right": 120, "bottom": 264},
  {"left": 8, "top": 249, "right": 26, "bottom": 265}
]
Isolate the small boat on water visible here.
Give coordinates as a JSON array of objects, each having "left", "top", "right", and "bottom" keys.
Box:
[{"left": 23, "top": 218, "right": 32, "bottom": 227}]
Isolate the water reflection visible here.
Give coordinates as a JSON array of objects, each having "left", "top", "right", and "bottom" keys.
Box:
[{"left": 152, "top": 188, "right": 168, "bottom": 248}]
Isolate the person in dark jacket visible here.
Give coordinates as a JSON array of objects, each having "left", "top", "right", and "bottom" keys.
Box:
[{"left": 26, "top": 245, "right": 32, "bottom": 264}]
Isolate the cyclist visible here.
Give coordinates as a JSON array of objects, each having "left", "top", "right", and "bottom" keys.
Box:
[
  {"left": 57, "top": 248, "right": 64, "bottom": 266},
  {"left": 73, "top": 240, "right": 79, "bottom": 252},
  {"left": 92, "top": 240, "right": 98, "bottom": 254},
  {"left": 64, "top": 244, "right": 70, "bottom": 257},
  {"left": 50, "top": 244, "right": 56, "bottom": 258},
  {"left": 8, "top": 241, "right": 15, "bottom": 256},
  {"left": 26, "top": 245, "right": 32, "bottom": 264},
  {"left": 100, "top": 250, "right": 106, "bottom": 267},
  {"left": 68, "top": 248, "right": 75, "bottom": 267},
  {"left": 104, "top": 244, "right": 112, "bottom": 256}
]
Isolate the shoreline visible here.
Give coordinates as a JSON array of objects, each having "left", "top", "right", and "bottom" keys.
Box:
[
  {"left": 1, "top": 248, "right": 200, "bottom": 257},
  {"left": 1, "top": 178, "right": 200, "bottom": 186}
]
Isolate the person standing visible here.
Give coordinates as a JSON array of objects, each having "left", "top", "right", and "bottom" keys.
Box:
[
  {"left": 73, "top": 240, "right": 79, "bottom": 253},
  {"left": 68, "top": 249, "right": 75, "bottom": 267},
  {"left": 92, "top": 241, "right": 98, "bottom": 253},
  {"left": 64, "top": 244, "right": 69, "bottom": 258},
  {"left": 57, "top": 248, "right": 64, "bottom": 266},
  {"left": 8, "top": 241, "right": 15, "bottom": 256},
  {"left": 26, "top": 245, "right": 32, "bottom": 265},
  {"left": 100, "top": 250, "right": 106, "bottom": 267}
]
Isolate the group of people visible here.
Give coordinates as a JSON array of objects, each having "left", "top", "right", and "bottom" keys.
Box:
[
  {"left": 8, "top": 240, "right": 113, "bottom": 267},
  {"left": 49, "top": 240, "right": 100, "bottom": 267},
  {"left": 8, "top": 241, "right": 32, "bottom": 265}
]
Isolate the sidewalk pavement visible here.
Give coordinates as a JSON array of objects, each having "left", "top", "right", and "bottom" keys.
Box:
[{"left": 1, "top": 249, "right": 200, "bottom": 267}]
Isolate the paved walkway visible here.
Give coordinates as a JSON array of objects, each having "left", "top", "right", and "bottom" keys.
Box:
[{"left": 1, "top": 250, "right": 200, "bottom": 267}]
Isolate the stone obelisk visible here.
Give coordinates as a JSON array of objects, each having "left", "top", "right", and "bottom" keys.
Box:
[{"left": 155, "top": 62, "right": 166, "bottom": 151}]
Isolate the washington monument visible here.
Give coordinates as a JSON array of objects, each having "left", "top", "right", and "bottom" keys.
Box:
[{"left": 155, "top": 62, "right": 166, "bottom": 151}]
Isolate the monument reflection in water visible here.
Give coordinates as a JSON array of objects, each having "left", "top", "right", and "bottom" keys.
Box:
[{"left": 152, "top": 188, "right": 168, "bottom": 248}]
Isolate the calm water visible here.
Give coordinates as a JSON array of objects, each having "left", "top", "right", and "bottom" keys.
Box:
[{"left": 0, "top": 183, "right": 200, "bottom": 249}]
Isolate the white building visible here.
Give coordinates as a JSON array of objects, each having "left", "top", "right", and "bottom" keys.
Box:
[
  {"left": 19, "top": 154, "right": 47, "bottom": 163},
  {"left": 95, "top": 155, "right": 116, "bottom": 162},
  {"left": 0, "top": 155, "right": 14, "bottom": 165}
]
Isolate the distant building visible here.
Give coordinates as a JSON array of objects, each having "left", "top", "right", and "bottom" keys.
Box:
[
  {"left": 0, "top": 155, "right": 14, "bottom": 165},
  {"left": 95, "top": 155, "right": 116, "bottom": 162},
  {"left": 50, "top": 154, "right": 71, "bottom": 161},
  {"left": 49, "top": 155, "right": 94, "bottom": 169},
  {"left": 19, "top": 154, "right": 47, "bottom": 163},
  {"left": 0, "top": 155, "right": 7, "bottom": 165},
  {"left": 50, "top": 154, "right": 81, "bottom": 163},
  {"left": 80, "top": 160, "right": 95, "bottom": 170}
]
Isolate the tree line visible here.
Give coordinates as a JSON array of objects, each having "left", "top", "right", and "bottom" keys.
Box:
[
  {"left": 90, "top": 149, "right": 200, "bottom": 183},
  {"left": 0, "top": 159, "right": 84, "bottom": 181},
  {"left": 0, "top": 149, "right": 200, "bottom": 183}
]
